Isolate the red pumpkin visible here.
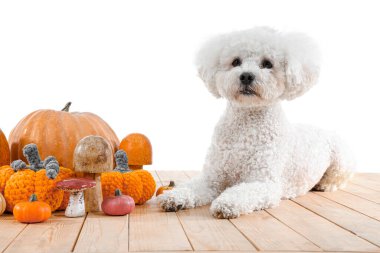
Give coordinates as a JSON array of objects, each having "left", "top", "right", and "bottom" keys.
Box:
[
  {"left": 13, "top": 194, "right": 51, "bottom": 223},
  {"left": 101, "top": 189, "right": 135, "bottom": 216}
]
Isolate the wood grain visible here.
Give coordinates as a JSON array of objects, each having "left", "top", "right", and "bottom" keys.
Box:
[
  {"left": 342, "top": 183, "right": 380, "bottom": 204},
  {"left": 352, "top": 173, "right": 380, "bottom": 191},
  {"left": 0, "top": 214, "right": 26, "bottom": 253},
  {"left": 157, "top": 170, "right": 256, "bottom": 251},
  {"left": 128, "top": 198, "right": 192, "bottom": 252},
  {"left": 73, "top": 212, "right": 129, "bottom": 253},
  {"left": 231, "top": 210, "right": 321, "bottom": 251},
  {"left": 4, "top": 212, "right": 85, "bottom": 253},
  {"left": 267, "top": 200, "right": 379, "bottom": 251},
  {"left": 315, "top": 190, "right": 380, "bottom": 221},
  {"left": 294, "top": 193, "right": 380, "bottom": 247},
  {"left": 156, "top": 170, "right": 191, "bottom": 185},
  {"left": 128, "top": 171, "right": 192, "bottom": 252},
  {"left": 178, "top": 205, "right": 256, "bottom": 251}
]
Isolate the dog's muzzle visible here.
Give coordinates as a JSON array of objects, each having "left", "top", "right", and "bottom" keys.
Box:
[
  {"left": 239, "top": 72, "right": 258, "bottom": 96},
  {"left": 240, "top": 72, "right": 255, "bottom": 85}
]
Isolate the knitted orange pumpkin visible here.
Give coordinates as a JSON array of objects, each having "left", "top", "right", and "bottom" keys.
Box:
[
  {"left": 2, "top": 144, "right": 73, "bottom": 212},
  {"left": 101, "top": 150, "right": 155, "bottom": 204},
  {"left": 101, "top": 150, "right": 143, "bottom": 203}
]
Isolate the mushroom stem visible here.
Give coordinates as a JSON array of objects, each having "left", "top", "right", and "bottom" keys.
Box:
[
  {"left": 23, "top": 144, "right": 44, "bottom": 171},
  {"left": 129, "top": 165, "right": 143, "bottom": 170},
  {"left": 66, "top": 191, "right": 85, "bottom": 218},
  {"left": 84, "top": 173, "right": 103, "bottom": 212}
]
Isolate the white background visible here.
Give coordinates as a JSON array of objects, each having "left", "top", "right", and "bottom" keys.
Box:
[{"left": 0, "top": 0, "right": 379, "bottom": 172}]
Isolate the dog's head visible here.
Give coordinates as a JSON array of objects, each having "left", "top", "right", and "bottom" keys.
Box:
[{"left": 196, "top": 27, "right": 320, "bottom": 107}]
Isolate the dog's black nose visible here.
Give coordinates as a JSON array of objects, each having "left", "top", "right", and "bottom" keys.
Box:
[{"left": 240, "top": 72, "right": 255, "bottom": 85}]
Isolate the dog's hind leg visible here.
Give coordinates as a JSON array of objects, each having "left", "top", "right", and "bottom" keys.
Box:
[{"left": 313, "top": 137, "right": 355, "bottom": 192}]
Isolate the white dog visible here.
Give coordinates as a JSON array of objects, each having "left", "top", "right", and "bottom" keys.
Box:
[{"left": 158, "top": 27, "right": 354, "bottom": 219}]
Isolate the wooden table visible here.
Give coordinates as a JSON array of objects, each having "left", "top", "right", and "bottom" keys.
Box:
[{"left": 0, "top": 171, "right": 379, "bottom": 253}]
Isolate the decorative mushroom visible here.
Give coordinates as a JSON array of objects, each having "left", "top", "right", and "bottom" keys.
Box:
[
  {"left": 73, "top": 135, "right": 113, "bottom": 212},
  {"left": 56, "top": 178, "right": 96, "bottom": 217},
  {"left": 119, "top": 133, "right": 152, "bottom": 170}
]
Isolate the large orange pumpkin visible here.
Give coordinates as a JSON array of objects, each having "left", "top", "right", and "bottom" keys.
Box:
[
  {"left": 0, "top": 129, "right": 10, "bottom": 166},
  {"left": 9, "top": 102, "right": 119, "bottom": 169}
]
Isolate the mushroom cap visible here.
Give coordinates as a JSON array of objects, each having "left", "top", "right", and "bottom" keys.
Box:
[
  {"left": 74, "top": 135, "right": 113, "bottom": 173},
  {"left": 56, "top": 178, "right": 96, "bottom": 191},
  {"left": 119, "top": 133, "right": 152, "bottom": 166}
]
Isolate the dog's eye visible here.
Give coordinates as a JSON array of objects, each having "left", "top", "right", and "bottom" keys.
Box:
[
  {"left": 231, "top": 58, "right": 242, "bottom": 67},
  {"left": 260, "top": 59, "right": 273, "bottom": 69}
]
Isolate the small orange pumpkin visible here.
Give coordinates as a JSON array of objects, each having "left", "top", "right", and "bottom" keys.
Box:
[
  {"left": 13, "top": 194, "right": 51, "bottom": 223},
  {"left": 156, "top": 181, "right": 175, "bottom": 196},
  {"left": 119, "top": 133, "right": 152, "bottom": 170},
  {"left": 0, "top": 193, "right": 5, "bottom": 215}
]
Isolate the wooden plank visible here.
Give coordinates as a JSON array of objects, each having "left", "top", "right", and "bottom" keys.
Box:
[
  {"left": 129, "top": 252, "right": 361, "bottom": 253},
  {"left": 342, "top": 183, "right": 380, "bottom": 204},
  {"left": 231, "top": 210, "right": 321, "bottom": 251},
  {"left": 155, "top": 170, "right": 190, "bottom": 185},
  {"left": 178, "top": 206, "right": 256, "bottom": 251},
  {"left": 294, "top": 193, "right": 380, "bottom": 247},
  {"left": 315, "top": 190, "right": 380, "bottom": 221},
  {"left": 267, "top": 199, "right": 379, "bottom": 251},
  {"left": 128, "top": 198, "right": 192, "bottom": 252},
  {"left": 128, "top": 171, "right": 192, "bottom": 252},
  {"left": 352, "top": 173, "right": 380, "bottom": 192},
  {"left": 183, "top": 170, "right": 201, "bottom": 179},
  {"left": 157, "top": 170, "right": 256, "bottom": 251},
  {"left": 5, "top": 212, "right": 85, "bottom": 253},
  {"left": 0, "top": 214, "right": 27, "bottom": 253},
  {"left": 73, "top": 212, "right": 128, "bottom": 253}
]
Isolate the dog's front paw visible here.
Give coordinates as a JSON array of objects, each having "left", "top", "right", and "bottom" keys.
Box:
[
  {"left": 210, "top": 199, "right": 240, "bottom": 219},
  {"left": 157, "top": 188, "right": 193, "bottom": 212}
]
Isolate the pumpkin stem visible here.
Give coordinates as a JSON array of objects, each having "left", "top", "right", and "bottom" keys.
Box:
[
  {"left": 114, "top": 150, "right": 131, "bottom": 173},
  {"left": 61, "top": 102, "right": 72, "bottom": 112},
  {"left": 29, "top": 194, "right": 38, "bottom": 202},
  {"left": 168, "top": 181, "right": 175, "bottom": 187},
  {"left": 43, "top": 156, "right": 60, "bottom": 179},
  {"left": 23, "top": 144, "right": 44, "bottom": 171},
  {"left": 10, "top": 160, "right": 27, "bottom": 172},
  {"left": 115, "top": 189, "right": 122, "bottom": 196}
]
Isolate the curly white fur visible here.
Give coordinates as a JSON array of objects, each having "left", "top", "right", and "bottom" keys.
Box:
[{"left": 158, "top": 27, "right": 355, "bottom": 219}]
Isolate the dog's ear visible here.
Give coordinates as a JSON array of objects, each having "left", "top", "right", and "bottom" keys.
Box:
[
  {"left": 195, "top": 37, "right": 222, "bottom": 98},
  {"left": 197, "top": 67, "right": 220, "bottom": 98},
  {"left": 281, "top": 32, "right": 321, "bottom": 100}
]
